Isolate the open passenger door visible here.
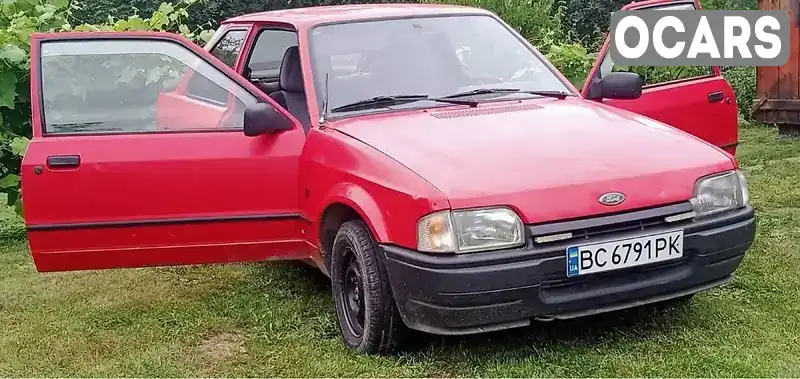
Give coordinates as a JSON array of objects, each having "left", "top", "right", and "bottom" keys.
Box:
[
  {"left": 23, "top": 32, "right": 309, "bottom": 272},
  {"left": 581, "top": 0, "right": 740, "bottom": 155}
]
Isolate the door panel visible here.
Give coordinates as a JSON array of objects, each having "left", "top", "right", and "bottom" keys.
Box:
[
  {"left": 601, "top": 76, "right": 738, "bottom": 152},
  {"left": 581, "top": 0, "right": 739, "bottom": 155},
  {"left": 28, "top": 219, "right": 307, "bottom": 272},
  {"left": 24, "top": 32, "right": 308, "bottom": 272}
]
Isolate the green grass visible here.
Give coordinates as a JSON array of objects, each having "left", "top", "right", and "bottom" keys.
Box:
[{"left": 2, "top": 124, "right": 800, "bottom": 377}]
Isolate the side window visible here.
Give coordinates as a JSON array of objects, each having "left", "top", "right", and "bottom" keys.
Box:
[
  {"left": 209, "top": 29, "right": 248, "bottom": 68},
  {"left": 189, "top": 29, "right": 249, "bottom": 104},
  {"left": 598, "top": 2, "right": 714, "bottom": 88},
  {"left": 40, "top": 39, "right": 258, "bottom": 134},
  {"left": 246, "top": 29, "right": 299, "bottom": 80}
]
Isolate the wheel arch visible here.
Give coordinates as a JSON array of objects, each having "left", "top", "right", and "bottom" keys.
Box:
[{"left": 316, "top": 183, "right": 389, "bottom": 267}]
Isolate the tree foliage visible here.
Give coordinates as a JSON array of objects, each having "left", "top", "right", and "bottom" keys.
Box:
[
  {"left": 560, "top": 0, "right": 629, "bottom": 49},
  {"left": 72, "top": 0, "right": 416, "bottom": 29},
  {"left": 0, "top": 0, "right": 211, "bottom": 216},
  {"left": 545, "top": 42, "right": 595, "bottom": 87},
  {"left": 419, "top": 0, "right": 568, "bottom": 52}
]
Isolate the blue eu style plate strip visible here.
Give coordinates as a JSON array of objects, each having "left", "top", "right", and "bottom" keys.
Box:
[{"left": 567, "top": 246, "right": 580, "bottom": 278}]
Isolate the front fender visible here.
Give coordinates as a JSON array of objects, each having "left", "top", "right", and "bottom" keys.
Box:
[
  {"left": 318, "top": 182, "right": 389, "bottom": 242},
  {"left": 300, "top": 128, "right": 450, "bottom": 252}
]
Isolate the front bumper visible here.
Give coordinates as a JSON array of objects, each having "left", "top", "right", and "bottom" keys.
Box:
[{"left": 381, "top": 204, "right": 756, "bottom": 335}]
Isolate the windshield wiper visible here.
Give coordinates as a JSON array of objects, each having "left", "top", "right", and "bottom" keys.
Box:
[
  {"left": 442, "top": 88, "right": 571, "bottom": 100},
  {"left": 441, "top": 88, "right": 522, "bottom": 99},
  {"left": 521, "top": 90, "right": 571, "bottom": 99},
  {"left": 330, "top": 94, "right": 477, "bottom": 113},
  {"left": 329, "top": 88, "right": 571, "bottom": 113}
]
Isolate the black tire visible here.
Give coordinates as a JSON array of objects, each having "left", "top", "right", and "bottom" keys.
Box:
[{"left": 330, "top": 220, "right": 408, "bottom": 354}]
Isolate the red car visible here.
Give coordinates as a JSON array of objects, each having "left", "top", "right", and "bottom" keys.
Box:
[{"left": 23, "top": 0, "right": 755, "bottom": 354}]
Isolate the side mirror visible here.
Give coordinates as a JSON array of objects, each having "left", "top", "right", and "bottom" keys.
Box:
[
  {"left": 243, "top": 102, "right": 294, "bottom": 137},
  {"left": 586, "top": 72, "right": 643, "bottom": 100}
]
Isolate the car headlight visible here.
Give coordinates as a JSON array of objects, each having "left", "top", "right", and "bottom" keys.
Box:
[
  {"left": 417, "top": 207, "right": 525, "bottom": 253},
  {"left": 691, "top": 170, "right": 749, "bottom": 218}
]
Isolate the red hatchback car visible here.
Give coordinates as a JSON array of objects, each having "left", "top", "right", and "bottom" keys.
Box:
[{"left": 23, "top": 0, "right": 755, "bottom": 354}]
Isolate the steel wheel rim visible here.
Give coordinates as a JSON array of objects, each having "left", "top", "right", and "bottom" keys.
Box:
[{"left": 340, "top": 247, "right": 365, "bottom": 337}]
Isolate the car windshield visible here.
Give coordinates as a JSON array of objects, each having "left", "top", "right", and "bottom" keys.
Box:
[{"left": 309, "top": 15, "right": 572, "bottom": 115}]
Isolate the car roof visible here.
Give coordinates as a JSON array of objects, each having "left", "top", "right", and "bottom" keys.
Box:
[{"left": 222, "top": 3, "right": 493, "bottom": 28}]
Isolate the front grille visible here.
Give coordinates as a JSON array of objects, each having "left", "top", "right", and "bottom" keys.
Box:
[
  {"left": 527, "top": 201, "right": 694, "bottom": 246},
  {"left": 565, "top": 213, "right": 668, "bottom": 240}
]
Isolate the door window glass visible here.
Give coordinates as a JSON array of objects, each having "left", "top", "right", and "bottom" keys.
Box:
[
  {"left": 39, "top": 39, "right": 258, "bottom": 134},
  {"left": 246, "top": 29, "right": 299, "bottom": 80},
  {"left": 209, "top": 29, "right": 248, "bottom": 68},
  {"left": 597, "top": 3, "right": 713, "bottom": 87}
]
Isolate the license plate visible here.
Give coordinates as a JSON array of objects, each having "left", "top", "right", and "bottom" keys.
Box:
[{"left": 566, "top": 230, "right": 684, "bottom": 278}]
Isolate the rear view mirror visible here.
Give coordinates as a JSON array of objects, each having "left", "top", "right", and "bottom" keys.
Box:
[
  {"left": 243, "top": 102, "right": 294, "bottom": 137},
  {"left": 586, "top": 72, "right": 643, "bottom": 100}
]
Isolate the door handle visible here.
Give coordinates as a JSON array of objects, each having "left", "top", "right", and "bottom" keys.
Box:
[
  {"left": 46, "top": 155, "right": 81, "bottom": 169},
  {"left": 707, "top": 91, "right": 724, "bottom": 103}
]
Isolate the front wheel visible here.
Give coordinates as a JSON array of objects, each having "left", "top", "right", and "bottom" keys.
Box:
[{"left": 330, "top": 220, "right": 408, "bottom": 354}]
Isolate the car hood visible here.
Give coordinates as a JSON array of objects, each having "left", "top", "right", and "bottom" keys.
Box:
[{"left": 332, "top": 98, "right": 735, "bottom": 224}]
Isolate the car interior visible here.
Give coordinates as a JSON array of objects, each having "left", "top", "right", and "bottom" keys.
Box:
[
  {"left": 238, "top": 27, "right": 468, "bottom": 131},
  {"left": 236, "top": 29, "right": 311, "bottom": 131},
  {"left": 265, "top": 46, "right": 310, "bottom": 130}
]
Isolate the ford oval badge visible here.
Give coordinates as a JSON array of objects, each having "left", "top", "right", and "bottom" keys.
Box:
[{"left": 599, "top": 192, "right": 626, "bottom": 206}]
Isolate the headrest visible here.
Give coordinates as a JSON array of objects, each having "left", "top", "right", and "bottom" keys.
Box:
[{"left": 279, "top": 46, "right": 304, "bottom": 93}]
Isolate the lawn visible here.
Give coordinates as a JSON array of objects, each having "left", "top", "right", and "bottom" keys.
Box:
[{"left": 1, "top": 123, "right": 799, "bottom": 377}]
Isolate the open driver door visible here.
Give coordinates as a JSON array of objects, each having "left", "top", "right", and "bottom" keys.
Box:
[
  {"left": 23, "top": 32, "right": 308, "bottom": 272},
  {"left": 581, "top": 0, "right": 740, "bottom": 155}
]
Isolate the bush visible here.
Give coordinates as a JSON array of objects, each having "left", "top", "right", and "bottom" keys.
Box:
[
  {"left": 545, "top": 42, "right": 594, "bottom": 88},
  {"left": 73, "top": 0, "right": 417, "bottom": 29},
  {"left": 421, "top": 0, "right": 568, "bottom": 51},
  {"left": 723, "top": 66, "right": 757, "bottom": 120},
  {"left": 0, "top": 0, "right": 212, "bottom": 216},
  {"left": 561, "top": 0, "right": 628, "bottom": 49},
  {"left": 562, "top": 0, "right": 759, "bottom": 49},
  {"left": 699, "top": 0, "right": 757, "bottom": 10}
]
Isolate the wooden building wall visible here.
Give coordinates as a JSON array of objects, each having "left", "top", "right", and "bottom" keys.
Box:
[{"left": 753, "top": 0, "right": 800, "bottom": 129}]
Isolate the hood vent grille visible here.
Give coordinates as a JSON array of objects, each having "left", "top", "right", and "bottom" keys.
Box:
[{"left": 430, "top": 103, "right": 542, "bottom": 119}]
